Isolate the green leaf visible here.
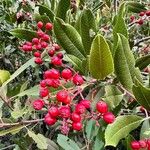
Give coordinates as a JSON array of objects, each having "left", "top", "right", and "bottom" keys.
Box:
[
  {"left": 132, "top": 78, "right": 150, "bottom": 110},
  {"left": 2, "top": 58, "right": 35, "bottom": 87},
  {"left": 135, "top": 54, "right": 150, "bottom": 70},
  {"left": 0, "top": 125, "right": 25, "bottom": 136},
  {"left": 47, "top": 139, "right": 59, "bottom": 150},
  {"left": 0, "top": 70, "right": 10, "bottom": 85},
  {"left": 56, "top": 0, "right": 70, "bottom": 21},
  {"left": 114, "top": 34, "right": 142, "bottom": 92},
  {"left": 57, "top": 134, "right": 80, "bottom": 150},
  {"left": 105, "top": 115, "right": 143, "bottom": 147},
  {"left": 10, "top": 29, "right": 37, "bottom": 41},
  {"left": 127, "top": 2, "right": 147, "bottom": 13},
  {"left": 140, "top": 120, "right": 150, "bottom": 139},
  {"left": 104, "top": 85, "right": 123, "bottom": 110},
  {"left": 54, "top": 18, "right": 85, "bottom": 60},
  {"left": 34, "top": 13, "right": 51, "bottom": 24},
  {"left": 89, "top": 34, "right": 114, "bottom": 79},
  {"left": 38, "top": 4, "right": 54, "bottom": 22},
  {"left": 80, "top": 9, "right": 96, "bottom": 55},
  {"left": 28, "top": 130, "right": 48, "bottom": 150}
]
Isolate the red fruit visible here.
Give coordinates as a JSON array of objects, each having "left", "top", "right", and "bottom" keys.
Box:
[
  {"left": 33, "top": 99, "right": 44, "bottom": 110},
  {"left": 37, "top": 31, "right": 44, "bottom": 37},
  {"left": 72, "top": 122, "right": 82, "bottom": 131},
  {"left": 61, "top": 69, "right": 72, "bottom": 80},
  {"left": 73, "top": 74, "right": 84, "bottom": 85},
  {"left": 53, "top": 44, "right": 60, "bottom": 51},
  {"left": 48, "top": 49, "right": 55, "bottom": 57},
  {"left": 22, "top": 45, "right": 29, "bottom": 51},
  {"left": 25, "top": 42, "right": 32, "bottom": 46},
  {"left": 57, "top": 53, "right": 63, "bottom": 59},
  {"left": 130, "top": 15, "right": 135, "bottom": 22},
  {"left": 59, "top": 106, "right": 71, "bottom": 118},
  {"left": 75, "top": 104, "right": 86, "bottom": 114},
  {"left": 56, "top": 90, "right": 68, "bottom": 102},
  {"left": 146, "top": 10, "right": 150, "bottom": 16},
  {"left": 41, "top": 41, "right": 48, "bottom": 48},
  {"left": 48, "top": 106, "right": 59, "bottom": 118},
  {"left": 44, "top": 113, "right": 56, "bottom": 125},
  {"left": 51, "top": 79, "right": 60, "bottom": 88},
  {"left": 71, "top": 112, "right": 81, "bottom": 122},
  {"left": 40, "top": 80, "right": 47, "bottom": 87},
  {"left": 39, "top": 88, "right": 49, "bottom": 97},
  {"left": 35, "top": 44, "right": 42, "bottom": 50},
  {"left": 51, "top": 56, "right": 62, "bottom": 66},
  {"left": 96, "top": 101, "right": 108, "bottom": 113},
  {"left": 45, "top": 22, "right": 53, "bottom": 30},
  {"left": 137, "top": 19, "right": 144, "bottom": 25},
  {"left": 34, "top": 57, "right": 43, "bottom": 64},
  {"left": 103, "top": 112, "right": 115, "bottom": 124},
  {"left": 45, "top": 79, "right": 53, "bottom": 87},
  {"left": 80, "top": 100, "right": 91, "bottom": 109},
  {"left": 139, "top": 11, "right": 145, "bottom": 16},
  {"left": 131, "top": 141, "right": 140, "bottom": 149},
  {"left": 34, "top": 51, "right": 41, "bottom": 57},
  {"left": 42, "top": 34, "right": 50, "bottom": 41},
  {"left": 37, "top": 21, "right": 43, "bottom": 29},
  {"left": 63, "top": 95, "right": 71, "bottom": 104},
  {"left": 139, "top": 140, "right": 147, "bottom": 148},
  {"left": 32, "top": 38, "right": 39, "bottom": 44},
  {"left": 44, "top": 69, "right": 60, "bottom": 79},
  {"left": 27, "top": 45, "right": 32, "bottom": 51}
]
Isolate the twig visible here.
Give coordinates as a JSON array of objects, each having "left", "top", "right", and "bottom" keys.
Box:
[{"left": 134, "top": 36, "right": 150, "bottom": 46}]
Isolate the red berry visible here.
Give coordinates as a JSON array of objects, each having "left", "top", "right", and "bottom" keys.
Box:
[
  {"left": 146, "top": 10, "right": 150, "bottom": 16},
  {"left": 51, "top": 56, "right": 62, "bottom": 66},
  {"left": 40, "top": 80, "right": 47, "bottom": 87},
  {"left": 71, "top": 112, "right": 81, "bottom": 122},
  {"left": 44, "top": 113, "right": 56, "bottom": 125},
  {"left": 48, "top": 49, "right": 55, "bottom": 57},
  {"left": 39, "top": 88, "right": 49, "bottom": 97},
  {"left": 42, "top": 34, "right": 50, "bottom": 41},
  {"left": 25, "top": 42, "right": 32, "bottom": 46},
  {"left": 37, "top": 21, "right": 43, "bottom": 29},
  {"left": 32, "top": 38, "right": 39, "bottom": 44},
  {"left": 48, "top": 106, "right": 59, "bottom": 118},
  {"left": 139, "top": 11, "right": 145, "bottom": 16},
  {"left": 137, "top": 19, "right": 144, "bottom": 25},
  {"left": 34, "top": 57, "right": 43, "bottom": 64},
  {"left": 131, "top": 141, "right": 140, "bottom": 149},
  {"left": 45, "top": 22, "right": 53, "bottom": 30},
  {"left": 63, "top": 95, "right": 71, "bottom": 104},
  {"left": 51, "top": 79, "right": 60, "bottom": 88},
  {"left": 57, "top": 53, "right": 63, "bottom": 59},
  {"left": 44, "top": 69, "right": 60, "bottom": 79},
  {"left": 37, "top": 31, "right": 44, "bottom": 37},
  {"left": 34, "top": 51, "right": 41, "bottom": 57},
  {"left": 56, "top": 90, "right": 68, "bottom": 102},
  {"left": 33, "top": 99, "right": 44, "bottom": 110},
  {"left": 75, "top": 104, "right": 86, "bottom": 114},
  {"left": 35, "top": 44, "right": 42, "bottom": 50},
  {"left": 130, "top": 16, "right": 135, "bottom": 22},
  {"left": 22, "top": 45, "right": 29, "bottom": 51},
  {"left": 139, "top": 140, "right": 147, "bottom": 148},
  {"left": 45, "top": 79, "right": 53, "bottom": 87},
  {"left": 41, "top": 41, "right": 48, "bottom": 48},
  {"left": 96, "top": 101, "right": 108, "bottom": 113},
  {"left": 53, "top": 44, "right": 60, "bottom": 51},
  {"left": 72, "top": 122, "right": 82, "bottom": 131},
  {"left": 103, "top": 112, "right": 115, "bottom": 124},
  {"left": 73, "top": 74, "right": 84, "bottom": 85},
  {"left": 61, "top": 69, "right": 72, "bottom": 80},
  {"left": 80, "top": 100, "right": 91, "bottom": 109},
  {"left": 59, "top": 106, "right": 71, "bottom": 118}
]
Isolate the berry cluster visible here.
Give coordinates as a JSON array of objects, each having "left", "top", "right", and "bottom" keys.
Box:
[
  {"left": 130, "top": 10, "right": 150, "bottom": 25},
  {"left": 131, "top": 139, "right": 150, "bottom": 150},
  {"left": 20, "top": 21, "right": 63, "bottom": 65}
]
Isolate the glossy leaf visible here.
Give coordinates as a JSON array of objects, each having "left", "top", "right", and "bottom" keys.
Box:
[
  {"left": 105, "top": 115, "right": 143, "bottom": 147},
  {"left": 140, "top": 120, "right": 150, "bottom": 139},
  {"left": 10, "top": 29, "right": 37, "bottom": 41},
  {"left": 54, "top": 18, "right": 85, "bottom": 60},
  {"left": 132, "top": 78, "right": 150, "bottom": 110},
  {"left": 114, "top": 34, "right": 142, "bottom": 92},
  {"left": 0, "top": 70, "right": 10, "bottom": 85},
  {"left": 56, "top": 0, "right": 70, "bottom": 21},
  {"left": 57, "top": 134, "right": 80, "bottom": 150},
  {"left": 135, "top": 54, "right": 150, "bottom": 70},
  {"left": 80, "top": 9, "right": 96, "bottom": 54},
  {"left": 89, "top": 34, "right": 114, "bottom": 79},
  {"left": 104, "top": 85, "right": 123, "bottom": 110}
]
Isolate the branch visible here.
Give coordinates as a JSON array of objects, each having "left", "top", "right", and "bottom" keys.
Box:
[{"left": 134, "top": 36, "right": 150, "bottom": 46}]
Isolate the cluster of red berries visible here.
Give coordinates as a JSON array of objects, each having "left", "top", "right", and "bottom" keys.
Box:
[
  {"left": 130, "top": 10, "right": 150, "bottom": 25},
  {"left": 131, "top": 139, "right": 150, "bottom": 150},
  {"left": 21, "top": 21, "right": 63, "bottom": 65}
]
